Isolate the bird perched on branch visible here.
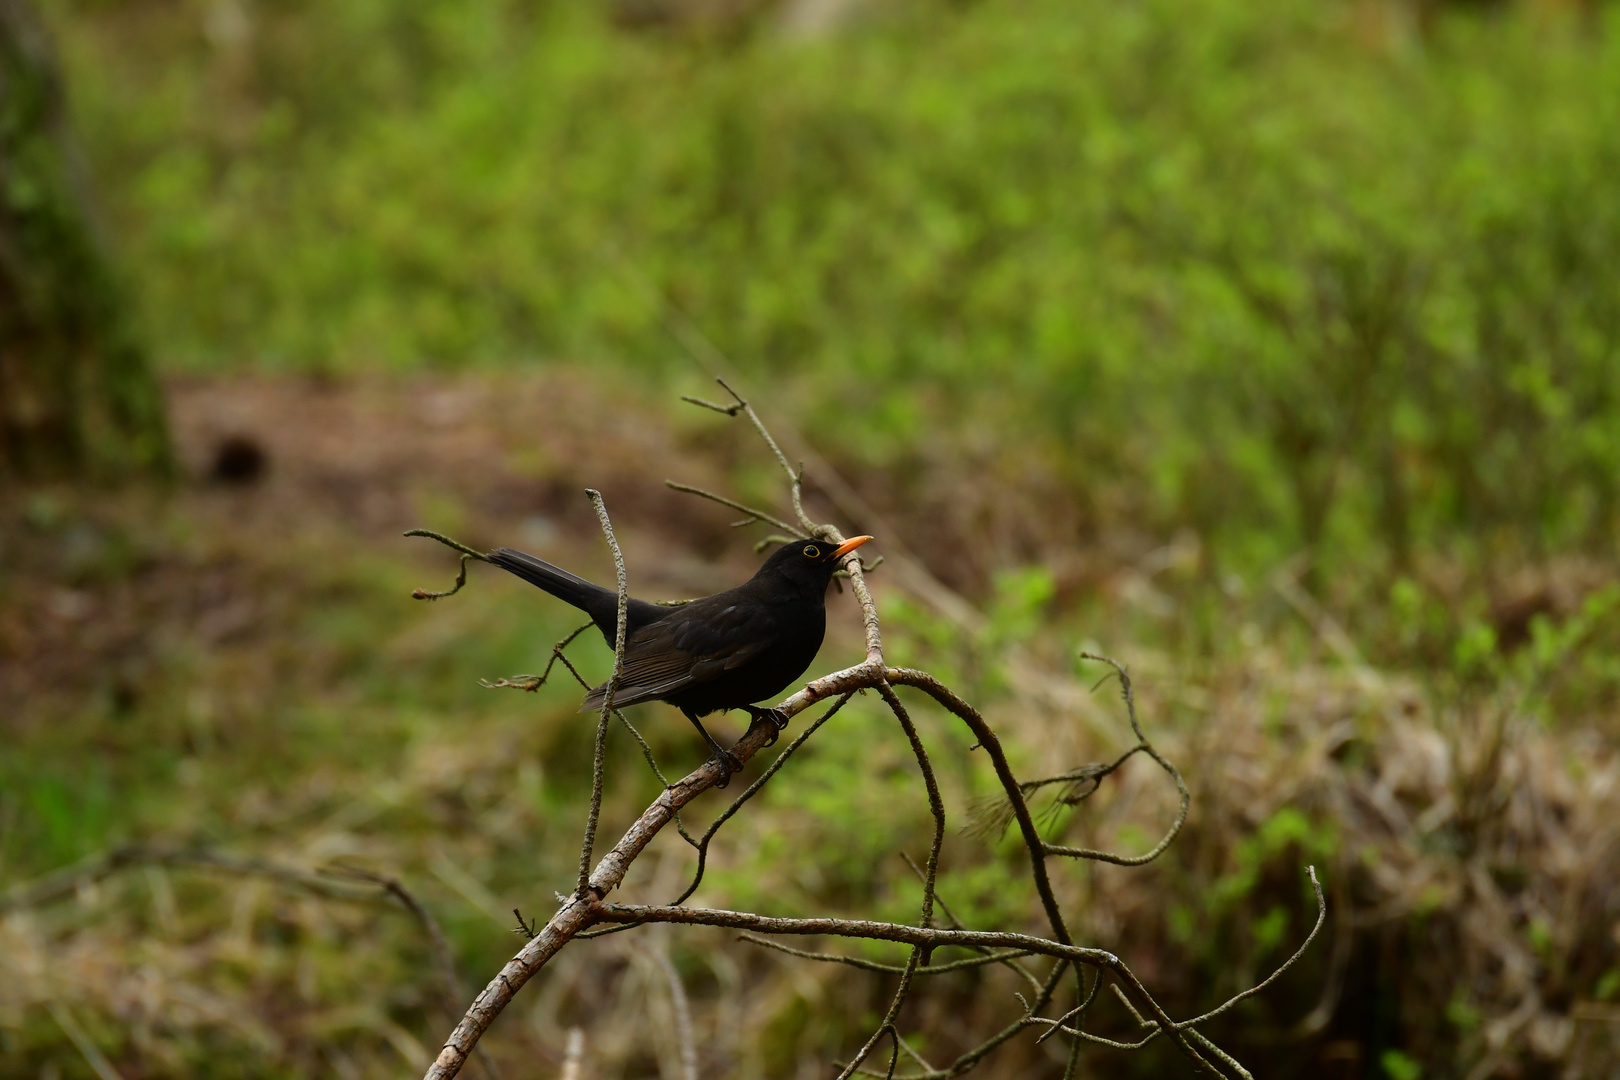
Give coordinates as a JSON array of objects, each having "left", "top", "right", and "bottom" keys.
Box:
[{"left": 487, "top": 535, "right": 874, "bottom": 783}]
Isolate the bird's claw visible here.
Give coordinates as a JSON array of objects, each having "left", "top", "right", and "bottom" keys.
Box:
[
  {"left": 711, "top": 749, "right": 743, "bottom": 788},
  {"left": 746, "top": 706, "right": 793, "bottom": 747}
]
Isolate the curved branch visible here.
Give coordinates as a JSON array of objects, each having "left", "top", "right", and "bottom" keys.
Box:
[
  {"left": 668, "top": 693, "right": 854, "bottom": 906},
  {"left": 1042, "top": 654, "right": 1190, "bottom": 866},
  {"left": 1176, "top": 866, "right": 1326, "bottom": 1028},
  {"left": 883, "top": 669, "right": 1071, "bottom": 950},
  {"left": 835, "top": 681, "right": 949, "bottom": 1080},
  {"left": 404, "top": 530, "right": 491, "bottom": 600}
]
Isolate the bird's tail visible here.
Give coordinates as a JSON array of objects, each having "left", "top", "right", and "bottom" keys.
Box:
[{"left": 486, "top": 548, "right": 619, "bottom": 628}]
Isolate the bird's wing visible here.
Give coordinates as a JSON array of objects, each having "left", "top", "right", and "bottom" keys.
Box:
[{"left": 578, "top": 596, "right": 775, "bottom": 711}]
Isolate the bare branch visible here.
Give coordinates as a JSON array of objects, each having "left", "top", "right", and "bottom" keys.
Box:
[
  {"left": 898, "top": 851, "right": 1044, "bottom": 994},
  {"left": 579, "top": 488, "right": 631, "bottom": 896},
  {"left": 1188, "top": 1030, "right": 1255, "bottom": 1080},
  {"left": 1024, "top": 1012, "right": 1160, "bottom": 1051},
  {"left": 596, "top": 903, "right": 1118, "bottom": 963},
  {"left": 884, "top": 669, "right": 1072, "bottom": 950},
  {"left": 480, "top": 619, "right": 683, "bottom": 803},
  {"left": 1035, "top": 965, "right": 1105, "bottom": 1045},
  {"left": 695, "top": 377, "right": 810, "bottom": 533},
  {"left": 679, "top": 394, "right": 745, "bottom": 417}
]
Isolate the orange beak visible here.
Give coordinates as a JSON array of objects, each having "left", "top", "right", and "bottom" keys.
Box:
[{"left": 829, "top": 535, "right": 874, "bottom": 561}]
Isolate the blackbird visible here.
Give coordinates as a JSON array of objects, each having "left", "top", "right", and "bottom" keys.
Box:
[{"left": 487, "top": 534, "right": 874, "bottom": 782}]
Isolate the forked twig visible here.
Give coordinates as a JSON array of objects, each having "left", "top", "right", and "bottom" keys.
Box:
[{"left": 969, "top": 653, "right": 1190, "bottom": 866}]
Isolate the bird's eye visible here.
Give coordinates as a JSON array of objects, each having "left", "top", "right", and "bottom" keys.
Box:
[{"left": 803, "top": 545, "right": 820, "bottom": 558}]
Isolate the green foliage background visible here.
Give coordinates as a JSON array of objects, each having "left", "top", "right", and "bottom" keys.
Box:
[{"left": 50, "top": 0, "right": 1620, "bottom": 595}]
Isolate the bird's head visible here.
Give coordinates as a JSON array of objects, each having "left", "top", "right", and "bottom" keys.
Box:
[{"left": 759, "top": 535, "right": 874, "bottom": 594}]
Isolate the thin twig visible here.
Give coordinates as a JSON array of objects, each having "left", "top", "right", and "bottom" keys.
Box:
[
  {"left": 480, "top": 621, "right": 595, "bottom": 692},
  {"left": 1036, "top": 654, "right": 1190, "bottom": 866},
  {"left": 579, "top": 489, "right": 630, "bottom": 896},
  {"left": 1176, "top": 867, "right": 1327, "bottom": 1028},
  {"left": 738, "top": 934, "right": 1037, "bottom": 975},
  {"left": 667, "top": 693, "right": 853, "bottom": 906},
  {"left": 663, "top": 480, "right": 804, "bottom": 538},
  {"left": 1035, "top": 965, "right": 1105, "bottom": 1044},
  {"left": 404, "top": 530, "right": 490, "bottom": 600},
  {"left": 482, "top": 620, "right": 683, "bottom": 802},
  {"left": 899, "top": 851, "right": 1043, "bottom": 993},
  {"left": 700, "top": 377, "right": 811, "bottom": 533},
  {"left": 835, "top": 682, "right": 948, "bottom": 1079}
]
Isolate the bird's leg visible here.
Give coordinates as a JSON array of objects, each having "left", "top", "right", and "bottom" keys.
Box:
[
  {"left": 682, "top": 708, "right": 741, "bottom": 787},
  {"left": 740, "top": 705, "right": 792, "bottom": 746}
]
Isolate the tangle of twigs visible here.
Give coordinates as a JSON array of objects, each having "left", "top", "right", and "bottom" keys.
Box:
[{"left": 402, "top": 379, "right": 1325, "bottom": 1080}]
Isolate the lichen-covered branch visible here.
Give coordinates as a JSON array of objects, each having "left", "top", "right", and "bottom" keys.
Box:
[{"left": 578, "top": 488, "right": 631, "bottom": 895}]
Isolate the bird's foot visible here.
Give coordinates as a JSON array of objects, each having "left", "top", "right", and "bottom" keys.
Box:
[
  {"left": 710, "top": 748, "right": 743, "bottom": 788},
  {"left": 743, "top": 706, "right": 792, "bottom": 747}
]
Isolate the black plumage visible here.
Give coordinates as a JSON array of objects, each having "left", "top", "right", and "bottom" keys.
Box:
[{"left": 487, "top": 534, "right": 873, "bottom": 781}]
